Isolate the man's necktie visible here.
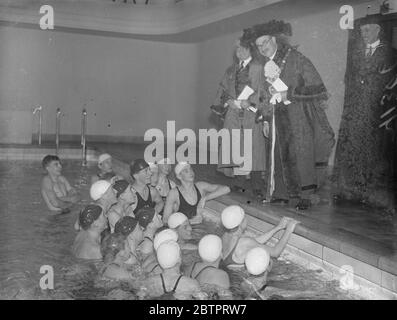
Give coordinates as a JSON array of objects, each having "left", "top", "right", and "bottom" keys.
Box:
[
  {"left": 365, "top": 46, "right": 373, "bottom": 57},
  {"left": 238, "top": 61, "right": 245, "bottom": 72}
]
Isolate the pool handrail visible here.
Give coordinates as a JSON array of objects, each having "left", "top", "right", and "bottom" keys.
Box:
[
  {"left": 55, "top": 108, "right": 61, "bottom": 155},
  {"left": 32, "top": 105, "right": 42, "bottom": 145},
  {"left": 81, "top": 108, "right": 87, "bottom": 166}
]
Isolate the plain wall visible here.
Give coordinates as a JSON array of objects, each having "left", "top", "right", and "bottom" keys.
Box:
[{"left": 0, "top": 26, "right": 199, "bottom": 138}]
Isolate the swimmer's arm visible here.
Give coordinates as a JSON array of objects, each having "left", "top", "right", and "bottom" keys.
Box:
[
  {"left": 196, "top": 181, "right": 230, "bottom": 203},
  {"left": 41, "top": 177, "right": 71, "bottom": 211},
  {"left": 58, "top": 176, "right": 80, "bottom": 203},
  {"left": 107, "top": 210, "right": 120, "bottom": 233},
  {"left": 189, "top": 211, "right": 203, "bottom": 225},
  {"left": 162, "top": 189, "right": 178, "bottom": 224},
  {"left": 254, "top": 223, "right": 285, "bottom": 244},
  {"left": 150, "top": 187, "right": 164, "bottom": 215}
]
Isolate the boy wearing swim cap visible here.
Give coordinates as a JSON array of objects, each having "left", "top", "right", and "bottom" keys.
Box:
[
  {"left": 114, "top": 216, "right": 143, "bottom": 266},
  {"left": 91, "top": 153, "right": 122, "bottom": 185},
  {"left": 163, "top": 162, "right": 230, "bottom": 225},
  {"left": 74, "top": 180, "right": 118, "bottom": 231},
  {"left": 135, "top": 207, "right": 163, "bottom": 258},
  {"left": 72, "top": 205, "right": 108, "bottom": 260},
  {"left": 41, "top": 155, "right": 81, "bottom": 213},
  {"left": 130, "top": 159, "right": 164, "bottom": 217},
  {"left": 185, "top": 235, "right": 232, "bottom": 299},
  {"left": 137, "top": 241, "right": 207, "bottom": 300},
  {"left": 220, "top": 205, "right": 299, "bottom": 269},
  {"left": 107, "top": 180, "right": 138, "bottom": 233}
]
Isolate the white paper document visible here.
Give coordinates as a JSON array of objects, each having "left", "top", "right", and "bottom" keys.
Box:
[{"left": 237, "top": 85, "right": 254, "bottom": 100}]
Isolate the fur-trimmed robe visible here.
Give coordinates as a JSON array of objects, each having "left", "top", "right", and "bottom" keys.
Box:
[{"left": 260, "top": 44, "right": 335, "bottom": 199}]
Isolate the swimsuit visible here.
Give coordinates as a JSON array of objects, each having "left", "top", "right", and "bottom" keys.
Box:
[
  {"left": 133, "top": 186, "right": 155, "bottom": 215},
  {"left": 190, "top": 262, "right": 217, "bottom": 279},
  {"left": 177, "top": 185, "right": 201, "bottom": 219},
  {"left": 219, "top": 238, "right": 243, "bottom": 268},
  {"left": 160, "top": 274, "right": 183, "bottom": 294}
]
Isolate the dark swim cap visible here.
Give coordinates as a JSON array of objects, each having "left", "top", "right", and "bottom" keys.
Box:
[
  {"left": 130, "top": 159, "right": 149, "bottom": 176},
  {"left": 112, "top": 179, "right": 129, "bottom": 198},
  {"left": 135, "top": 207, "right": 156, "bottom": 229},
  {"left": 114, "top": 216, "right": 138, "bottom": 236},
  {"left": 79, "top": 205, "right": 103, "bottom": 230}
]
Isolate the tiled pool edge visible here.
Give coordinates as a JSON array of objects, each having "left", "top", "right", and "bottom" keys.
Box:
[
  {"left": 204, "top": 200, "right": 397, "bottom": 300},
  {"left": 0, "top": 147, "right": 98, "bottom": 161}
]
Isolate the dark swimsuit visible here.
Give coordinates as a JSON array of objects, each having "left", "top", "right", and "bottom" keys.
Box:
[
  {"left": 219, "top": 239, "right": 243, "bottom": 269},
  {"left": 160, "top": 274, "right": 183, "bottom": 294},
  {"left": 133, "top": 185, "right": 155, "bottom": 215},
  {"left": 177, "top": 184, "right": 201, "bottom": 219},
  {"left": 190, "top": 262, "right": 217, "bottom": 279}
]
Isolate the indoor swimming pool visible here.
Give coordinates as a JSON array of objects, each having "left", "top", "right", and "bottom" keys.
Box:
[{"left": 0, "top": 159, "right": 360, "bottom": 300}]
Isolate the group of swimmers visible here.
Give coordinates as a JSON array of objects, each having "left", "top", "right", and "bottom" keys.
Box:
[{"left": 40, "top": 153, "right": 299, "bottom": 299}]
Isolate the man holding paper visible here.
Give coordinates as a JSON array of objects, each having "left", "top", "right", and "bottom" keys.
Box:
[
  {"left": 215, "top": 37, "right": 267, "bottom": 200},
  {"left": 247, "top": 20, "right": 335, "bottom": 209}
]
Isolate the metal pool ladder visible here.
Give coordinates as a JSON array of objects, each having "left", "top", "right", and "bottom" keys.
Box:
[
  {"left": 81, "top": 108, "right": 87, "bottom": 166},
  {"left": 32, "top": 105, "right": 42, "bottom": 145},
  {"left": 55, "top": 108, "right": 61, "bottom": 155}
]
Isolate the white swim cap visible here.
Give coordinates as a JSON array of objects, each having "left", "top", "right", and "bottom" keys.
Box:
[
  {"left": 168, "top": 212, "right": 188, "bottom": 229},
  {"left": 221, "top": 205, "right": 245, "bottom": 229},
  {"left": 245, "top": 247, "right": 270, "bottom": 276},
  {"left": 198, "top": 234, "right": 222, "bottom": 263},
  {"left": 157, "top": 240, "right": 181, "bottom": 269},
  {"left": 148, "top": 162, "right": 158, "bottom": 172},
  {"left": 158, "top": 158, "right": 171, "bottom": 165},
  {"left": 153, "top": 228, "right": 179, "bottom": 251},
  {"left": 90, "top": 180, "right": 112, "bottom": 201},
  {"left": 98, "top": 153, "right": 111, "bottom": 164},
  {"left": 174, "top": 162, "right": 190, "bottom": 176}
]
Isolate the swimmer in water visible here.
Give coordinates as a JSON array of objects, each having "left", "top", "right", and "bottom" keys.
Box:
[
  {"left": 107, "top": 180, "right": 137, "bottom": 233},
  {"left": 91, "top": 153, "right": 122, "bottom": 185},
  {"left": 136, "top": 240, "right": 207, "bottom": 300},
  {"left": 41, "top": 155, "right": 81, "bottom": 214},
  {"left": 100, "top": 232, "right": 138, "bottom": 282},
  {"left": 72, "top": 205, "right": 108, "bottom": 260},
  {"left": 167, "top": 212, "right": 197, "bottom": 250},
  {"left": 220, "top": 205, "right": 299, "bottom": 269},
  {"left": 185, "top": 234, "right": 233, "bottom": 299},
  {"left": 163, "top": 162, "right": 230, "bottom": 225},
  {"left": 141, "top": 227, "right": 178, "bottom": 275},
  {"left": 135, "top": 207, "right": 163, "bottom": 259},
  {"left": 114, "top": 216, "right": 144, "bottom": 266},
  {"left": 130, "top": 159, "right": 164, "bottom": 217},
  {"left": 74, "top": 180, "right": 117, "bottom": 231}
]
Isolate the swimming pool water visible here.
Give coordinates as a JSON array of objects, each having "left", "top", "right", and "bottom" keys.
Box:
[{"left": 0, "top": 160, "right": 360, "bottom": 300}]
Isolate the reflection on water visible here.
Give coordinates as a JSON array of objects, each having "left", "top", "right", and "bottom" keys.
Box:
[{"left": 0, "top": 160, "right": 359, "bottom": 300}]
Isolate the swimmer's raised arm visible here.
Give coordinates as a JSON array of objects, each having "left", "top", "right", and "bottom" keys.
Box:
[
  {"left": 196, "top": 181, "right": 230, "bottom": 203},
  {"left": 162, "top": 188, "right": 178, "bottom": 224},
  {"left": 150, "top": 187, "right": 164, "bottom": 216}
]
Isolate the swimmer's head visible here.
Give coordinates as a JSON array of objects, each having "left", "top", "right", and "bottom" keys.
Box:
[
  {"left": 168, "top": 212, "right": 192, "bottom": 240},
  {"left": 198, "top": 234, "right": 222, "bottom": 263},
  {"left": 157, "top": 158, "right": 172, "bottom": 175},
  {"left": 112, "top": 180, "right": 129, "bottom": 198},
  {"left": 79, "top": 204, "right": 105, "bottom": 231},
  {"left": 114, "top": 216, "right": 139, "bottom": 237},
  {"left": 90, "top": 180, "right": 116, "bottom": 204},
  {"left": 174, "top": 162, "right": 194, "bottom": 182},
  {"left": 98, "top": 153, "right": 112, "bottom": 172},
  {"left": 130, "top": 159, "right": 151, "bottom": 184},
  {"left": 157, "top": 240, "right": 181, "bottom": 269},
  {"left": 221, "top": 205, "right": 245, "bottom": 230},
  {"left": 245, "top": 247, "right": 270, "bottom": 276},
  {"left": 153, "top": 228, "right": 179, "bottom": 251},
  {"left": 135, "top": 207, "right": 156, "bottom": 230},
  {"left": 100, "top": 232, "right": 126, "bottom": 264},
  {"left": 42, "top": 155, "right": 62, "bottom": 174}
]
